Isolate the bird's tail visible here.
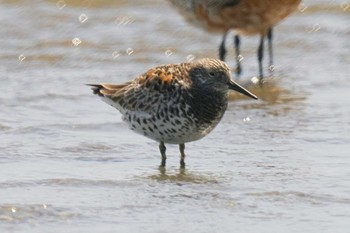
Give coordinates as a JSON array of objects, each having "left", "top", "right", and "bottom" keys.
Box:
[
  {"left": 86, "top": 84, "right": 105, "bottom": 96},
  {"left": 86, "top": 83, "right": 129, "bottom": 97}
]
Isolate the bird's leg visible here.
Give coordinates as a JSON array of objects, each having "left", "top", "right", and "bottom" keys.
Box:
[
  {"left": 159, "top": 142, "right": 166, "bottom": 167},
  {"left": 234, "top": 34, "right": 242, "bottom": 77},
  {"left": 179, "top": 143, "right": 186, "bottom": 168},
  {"left": 267, "top": 27, "right": 274, "bottom": 73},
  {"left": 257, "top": 34, "right": 265, "bottom": 81},
  {"left": 219, "top": 32, "right": 227, "bottom": 61}
]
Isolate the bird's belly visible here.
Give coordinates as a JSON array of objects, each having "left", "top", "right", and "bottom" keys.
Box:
[{"left": 123, "top": 111, "right": 217, "bottom": 144}]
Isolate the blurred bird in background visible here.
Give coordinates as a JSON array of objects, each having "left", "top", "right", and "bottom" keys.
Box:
[{"left": 168, "top": 0, "right": 301, "bottom": 82}]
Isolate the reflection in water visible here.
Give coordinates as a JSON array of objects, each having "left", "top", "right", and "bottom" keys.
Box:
[
  {"left": 230, "top": 77, "right": 307, "bottom": 104},
  {"left": 147, "top": 167, "right": 220, "bottom": 184},
  {"left": 229, "top": 77, "right": 307, "bottom": 116}
]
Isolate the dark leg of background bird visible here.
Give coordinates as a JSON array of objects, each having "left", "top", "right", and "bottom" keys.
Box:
[
  {"left": 179, "top": 143, "right": 186, "bottom": 168},
  {"left": 257, "top": 35, "right": 265, "bottom": 81},
  {"left": 234, "top": 34, "right": 242, "bottom": 77},
  {"left": 267, "top": 27, "right": 274, "bottom": 73},
  {"left": 219, "top": 33, "right": 227, "bottom": 61},
  {"left": 159, "top": 142, "right": 166, "bottom": 167}
]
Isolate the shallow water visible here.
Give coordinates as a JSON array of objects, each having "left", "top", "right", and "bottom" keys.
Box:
[{"left": 1, "top": 0, "right": 350, "bottom": 232}]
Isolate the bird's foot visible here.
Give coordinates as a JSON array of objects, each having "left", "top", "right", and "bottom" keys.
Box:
[{"left": 180, "top": 160, "right": 185, "bottom": 168}]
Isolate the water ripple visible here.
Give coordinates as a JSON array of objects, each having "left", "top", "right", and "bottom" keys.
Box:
[{"left": 0, "top": 178, "right": 140, "bottom": 189}]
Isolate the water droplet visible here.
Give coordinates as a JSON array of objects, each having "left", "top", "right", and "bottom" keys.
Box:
[
  {"left": 57, "top": 0, "right": 66, "bottom": 9},
  {"left": 79, "top": 14, "right": 88, "bottom": 23},
  {"left": 43, "top": 204, "right": 48, "bottom": 209},
  {"left": 72, "top": 38, "right": 82, "bottom": 46},
  {"left": 11, "top": 207, "right": 16, "bottom": 213},
  {"left": 341, "top": 3, "right": 349, "bottom": 11},
  {"left": 313, "top": 24, "right": 321, "bottom": 32},
  {"left": 237, "top": 54, "right": 244, "bottom": 62},
  {"left": 126, "top": 48, "right": 133, "bottom": 55},
  {"left": 18, "top": 54, "right": 26, "bottom": 61},
  {"left": 112, "top": 50, "right": 121, "bottom": 58},
  {"left": 306, "top": 24, "right": 321, "bottom": 33},
  {"left": 186, "top": 54, "right": 195, "bottom": 62},
  {"left": 243, "top": 117, "right": 251, "bottom": 122},
  {"left": 251, "top": 76, "right": 260, "bottom": 84},
  {"left": 115, "top": 16, "right": 134, "bottom": 25},
  {"left": 298, "top": 3, "right": 308, "bottom": 12},
  {"left": 165, "top": 50, "right": 173, "bottom": 56}
]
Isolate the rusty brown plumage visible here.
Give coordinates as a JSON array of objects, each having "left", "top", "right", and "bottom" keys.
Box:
[{"left": 168, "top": 0, "right": 301, "bottom": 80}]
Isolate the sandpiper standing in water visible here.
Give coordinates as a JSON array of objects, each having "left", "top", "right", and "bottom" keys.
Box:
[
  {"left": 168, "top": 0, "right": 301, "bottom": 80},
  {"left": 88, "top": 58, "right": 257, "bottom": 167}
]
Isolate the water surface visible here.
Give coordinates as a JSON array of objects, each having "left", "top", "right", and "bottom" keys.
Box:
[{"left": 1, "top": 0, "right": 350, "bottom": 232}]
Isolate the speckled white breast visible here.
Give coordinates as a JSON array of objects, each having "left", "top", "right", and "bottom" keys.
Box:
[{"left": 122, "top": 107, "right": 221, "bottom": 144}]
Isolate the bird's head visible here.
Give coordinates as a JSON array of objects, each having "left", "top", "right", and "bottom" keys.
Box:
[{"left": 189, "top": 58, "right": 258, "bottom": 100}]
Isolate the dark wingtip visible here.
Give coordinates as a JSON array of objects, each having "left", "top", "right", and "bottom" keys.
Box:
[{"left": 85, "top": 84, "right": 104, "bottom": 97}]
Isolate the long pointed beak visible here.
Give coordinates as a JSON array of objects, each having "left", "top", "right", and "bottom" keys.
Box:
[{"left": 228, "top": 79, "right": 258, "bottom": 100}]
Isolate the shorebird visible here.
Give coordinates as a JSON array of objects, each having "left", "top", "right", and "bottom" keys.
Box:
[
  {"left": 168, "top": 0, "right": 301, "bottom": 80},
  {"left": 88, "top": 58, "right": 257, "bottom": 167}
]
